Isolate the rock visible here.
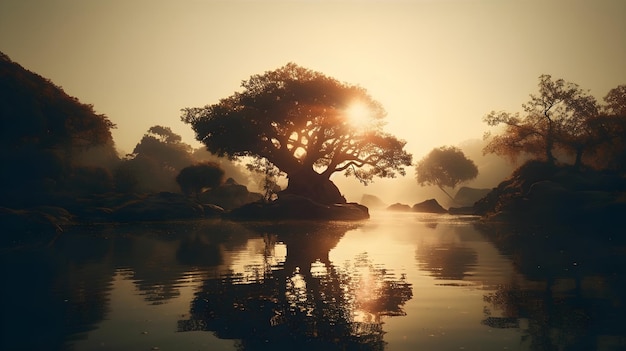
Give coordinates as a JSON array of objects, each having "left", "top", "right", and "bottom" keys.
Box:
[
  {"left": 475, "top": 160, "right": 626, "bottom": 228},
  {"left": 198, "top": 178, "right": 263, "bottom": 210},
  {"left": 386, "top": 203, "right": 412, "bottom": 212},
  {"left": 412, "top": 199, "right": 447, "bottom": 213},
  {"left": 0, "top": 207, "right": 66, "bottom": 246},
  {"left": 112, "top": 192, "right": 205, "bottom": 222},
  {"left": 228, "top": 194, "right": 369, "bottom": 221},
  {"left": 360, "top": 194, "right": 387, "bottom": 209},
  {"left": 281, "top": 169, "right": 347, "bottom": 205},
  {"left": 453, "top": 187, "right": 491, "bottom": 207}
]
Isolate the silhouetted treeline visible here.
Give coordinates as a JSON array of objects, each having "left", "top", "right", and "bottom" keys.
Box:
[
  {"left": 0, "top": 51, "right": 118, "bottom": 206},
  {"left": 484, "top": 75, "right": 626, "bottom": 172},
  {"left": 0, "top": 52, "right": 262, "bottom": 210}
]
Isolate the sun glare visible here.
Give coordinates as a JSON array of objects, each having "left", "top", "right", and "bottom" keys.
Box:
[{"left": 345, "top": 102, "right": 372, "bottom": 128}]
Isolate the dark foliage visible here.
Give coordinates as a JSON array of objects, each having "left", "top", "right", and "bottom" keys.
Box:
[
  {"left": 176, "top": 162, "right": 225, "bottom": 197},
  {"left": 114, "top": 125, "right": 195, "bottom": 193},
  {"left": 0, "top": 52, "right": 118, "bottom": 205},
  {"left": 484, "top": 76, "right": 626, "bottom": 171},
  {"left": 182, "top": 63, "right": 412, "bottom": 203}
]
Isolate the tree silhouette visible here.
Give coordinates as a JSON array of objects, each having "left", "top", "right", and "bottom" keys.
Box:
[
  {"left": 0, "top": 51, "right": 118, "bottom": 204},
  {"left": 484, "top": 76, "right": 626, "bottom": 170},
  {"left": 115, "top": 125, "right": 195, "bottom": 193},
  {"left": 592, "top": 85, "right": 626, "bottom": 171},
  {"left": 182, "top": 63, "right": 412, "bottom": 204},
  {"left": 415, "top": 146, "right": 478, "bottom": 200},
  {"left": 483, "top": 75, "right": 598, "bottom": 166},
  {"left": 176, "top": 162, "right": 225, "bottom": 197},
  {"left": 177, "top": 222, "right": 413, "bottom": 351},
  {"left": 603, "top": 85, "right": 626, "bottom": 116}
]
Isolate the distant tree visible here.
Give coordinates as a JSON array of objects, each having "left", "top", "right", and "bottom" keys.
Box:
[
  {"left": 132, "top": 125, "right": 194, "bottom": 171},
  {"left": 590, "top": 85, "right": 626, "bottom": 171},
  {"left": 191, "top": 147, "right": 252, "bottom": 186},
  {"left": 416, "top": 146, "right": 478, "bottom": 200},
  {"left": 176, "top": 162, "right": 225, "bottom": 197},
  {"left": 483, "top": 75, "right": 598, "bottom": 167},
  {"left": 116, "top": 125, "right": 195, "bottom": 193},
  {"left": 603, "top": 85, "right": 626, "bottom": 116},
  {"left": 182, "top": 63, "right": 412, "bottom": 204}
]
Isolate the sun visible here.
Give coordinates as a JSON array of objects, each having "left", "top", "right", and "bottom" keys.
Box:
[{"left": 344, "top": 101, "right": 373, "bottom": 128}]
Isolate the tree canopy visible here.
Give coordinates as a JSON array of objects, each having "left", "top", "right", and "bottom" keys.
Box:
[
  {"left": 176, "top": 162, "right": 225, "bottom": 197},
  {"left": 483, "top": 75, "right": 626, "bottom": 171},
  {"left": 0, "top": 51, "right": 115, "bottom": 152},
  {"left": 415, "top": 146, "right": 478, "bottom": 200},
  {"left": 115, "top": 125, "right": 195, "bottom": 193},
  {"left": 182, "top": 63, "right": 412, "bottom": 203}
]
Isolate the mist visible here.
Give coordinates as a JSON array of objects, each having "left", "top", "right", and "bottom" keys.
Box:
[{"left": 332, "top": 138, "right": 517, "bottom": 208}]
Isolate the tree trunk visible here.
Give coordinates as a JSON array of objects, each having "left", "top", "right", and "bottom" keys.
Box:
[
  {"left": 282, "top": 168, "right": 347, "bottom": 204},
  {"left": 574, "top": 147, "right": 584, "bottom": 170},
  {"left": 545, "top": 136, "right": 556, "bottom": 165},
  {"left": 437, "top": 185, "right": 456, "bottom": 202}
]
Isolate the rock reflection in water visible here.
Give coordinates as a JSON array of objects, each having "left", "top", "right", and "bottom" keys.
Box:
[
  {"left": 479, "top": 223, "right": 626, "bottom": 350},
  {"left": 178, "top": 221, "right": 413, "bottom": 351}
]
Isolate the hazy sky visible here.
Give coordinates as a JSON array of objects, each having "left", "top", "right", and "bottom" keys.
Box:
[{"left": 2, "top": 0, "right": 625, "bottom": 202}]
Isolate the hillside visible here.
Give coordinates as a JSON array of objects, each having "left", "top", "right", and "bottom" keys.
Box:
[{"left": 0, "top": 51, "right": 119, "bottom": 206}]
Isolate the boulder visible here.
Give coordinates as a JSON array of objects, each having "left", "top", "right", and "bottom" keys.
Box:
[
  {"left": 386, "top": 203, "right": 412, "bottom": 212},
  {"left": 475, "top": 161, "right": 626, "bottom": 227},
  {"left": 228, "top": 194, "right": 369, "bottom": 221},
  {"left": 281, "top": 169, "right": 347, "bottom": 204},
  {"left": 0, "top": 206, "right": 69, "bottom": 246},
  {"left": 412, "top": 199, "right": 447, "bottom": 213},
  {"left": 112, "top": 192, "right": 206, "bottom": 222}
]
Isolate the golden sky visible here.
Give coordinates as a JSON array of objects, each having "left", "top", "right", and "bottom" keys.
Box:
[{"left": 1, "top": 0, "right": 625, "bottom": 202}]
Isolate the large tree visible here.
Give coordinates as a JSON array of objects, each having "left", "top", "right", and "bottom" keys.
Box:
[
  {"left": 182, "top": 63, "right": 412, "bottom": 204},
  {"left": 483, "top": 75, "right": 598, "bottom": 166},
  {"left": 415, "top": 146, "right": 478, "bottom": 201}
]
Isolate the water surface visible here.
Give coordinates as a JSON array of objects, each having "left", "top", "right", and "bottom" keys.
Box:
[{"left": 1, "top": 211, "right": 624, "bottom": 350}]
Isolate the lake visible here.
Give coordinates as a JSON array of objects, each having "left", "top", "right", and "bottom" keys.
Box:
[{"left": 1, "top": 211, "right": 625, "bottom": 351}]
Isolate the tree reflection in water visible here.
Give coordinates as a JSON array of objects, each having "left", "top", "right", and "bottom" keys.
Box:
[
  {"left": 178, "top": 222, "right": 413, "bottom": 351},
  {"left": 416, "top": 241, "right": 477, "bottom": 280}
]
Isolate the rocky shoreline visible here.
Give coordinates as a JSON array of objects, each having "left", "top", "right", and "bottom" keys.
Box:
[
  {"left": 473, "top": 161, "right": 626, "bottom": 229},
  {"left": 3, "top": 161, "right": 625, "bottom": 248}
]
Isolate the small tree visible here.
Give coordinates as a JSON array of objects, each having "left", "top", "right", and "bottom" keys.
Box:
[
  {"left": 176, "top": 162, "right": 225, "bottom": 197},
  {"left": 415, "top": 146, "right": 478, "bottom": 201},
  {"left": 246, "top": 158, "right": 283, "bottom": 202}
]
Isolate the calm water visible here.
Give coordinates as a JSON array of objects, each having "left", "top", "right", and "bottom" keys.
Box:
[{"left": 1, "top": 211, "right": 625, "bottom": 351}]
